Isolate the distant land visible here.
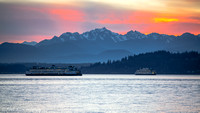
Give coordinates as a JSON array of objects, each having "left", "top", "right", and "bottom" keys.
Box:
[
  {"left": 0, "top": 27, "right": 200, "bottom": 63},
  {"left": 0, "top": 51, "right": 200, "bottom": 74},
  {"left": 82, "top": 51, "right": 200, "bottom": 74}
]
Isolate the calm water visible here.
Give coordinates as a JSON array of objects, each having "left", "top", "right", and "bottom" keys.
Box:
[{"left": 0, "top": 74, "right": 200, "bottom": 113}]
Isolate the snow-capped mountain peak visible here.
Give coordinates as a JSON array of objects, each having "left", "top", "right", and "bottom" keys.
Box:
[{"left": 34, "top": 27, "right": 199, "bottom": 47}]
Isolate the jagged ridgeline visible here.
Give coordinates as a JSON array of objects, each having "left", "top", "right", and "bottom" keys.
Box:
[
  {"left": 81, "top": 51, "right": 200, "bottom": 74},
  {"left": 0, "top": 27, "right": 200, "bottom": 63}
]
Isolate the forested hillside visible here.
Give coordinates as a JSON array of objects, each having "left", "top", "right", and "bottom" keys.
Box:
[{"left": 82, "top": 51, "right": 200, "bottom": 74}]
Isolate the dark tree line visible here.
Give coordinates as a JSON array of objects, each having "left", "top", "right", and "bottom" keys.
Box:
[
  {"left": 82, "top": 51, "right": 200, "bottom": 74},
  {"left": 0, "top": 63, "right": 27, "bottom": 74}
]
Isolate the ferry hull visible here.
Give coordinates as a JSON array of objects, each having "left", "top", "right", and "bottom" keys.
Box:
[
  {"left": 26, "top": 74, "right": 82, "bottom": 76},
  {"left": 135, "top": 74, "right": 156, "bottom": 75}
]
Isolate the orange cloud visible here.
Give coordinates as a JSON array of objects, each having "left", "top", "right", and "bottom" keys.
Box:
[
  {"left": 49, "top": 9, "right": 85, "bottom": 22},
  {"left": 154, "top": 18, "right": 179, "bottom": 23},
  {"left": 97, "top": 19, "right": 127, "bottom": 24},
  {"left": 96, "top": 11, "right": 156, "bottom": 24}
]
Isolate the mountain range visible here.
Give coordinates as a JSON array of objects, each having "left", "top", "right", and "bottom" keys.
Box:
[{"left": 0, "top": 27, "right": 200, "bottom": 63}]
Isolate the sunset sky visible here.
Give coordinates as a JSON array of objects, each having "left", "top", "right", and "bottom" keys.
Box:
[{"left": 0, "top": 0, "right": 199, "bottom": 43}]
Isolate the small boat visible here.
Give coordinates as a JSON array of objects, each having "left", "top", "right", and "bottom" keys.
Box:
[
  {"left": 135, "top": 68, "right": 156, "bottom": 75},
  {"left": 26, "top": 65, "right": 82, "bottom": 76}
]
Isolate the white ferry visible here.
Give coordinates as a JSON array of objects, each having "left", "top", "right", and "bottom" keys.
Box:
[
  {"left": 135, "top": 68, "right": 156, "bottom": 75},
  {"left": 26, "top": 65, "right": 82, "bottom": 76}
]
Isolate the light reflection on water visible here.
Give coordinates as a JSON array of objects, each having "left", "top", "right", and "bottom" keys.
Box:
[{"left": 0, "top": 74, "right": 200, "bottom": 113}]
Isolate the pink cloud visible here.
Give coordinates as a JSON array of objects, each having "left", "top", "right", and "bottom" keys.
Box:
[
  {"left": 48, "top": 9, "right": 85, "bottom": 22},
  {"left": 96, "top": 11, "right": 157, "bottom": 24}
]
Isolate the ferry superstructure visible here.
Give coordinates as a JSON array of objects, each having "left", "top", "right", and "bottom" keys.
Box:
[
  {"left": 135, "top": 68, "right": 156, "bottom": 75},
  {"left": 26, "top": 65, "right": 82, "bottom": 76}
]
